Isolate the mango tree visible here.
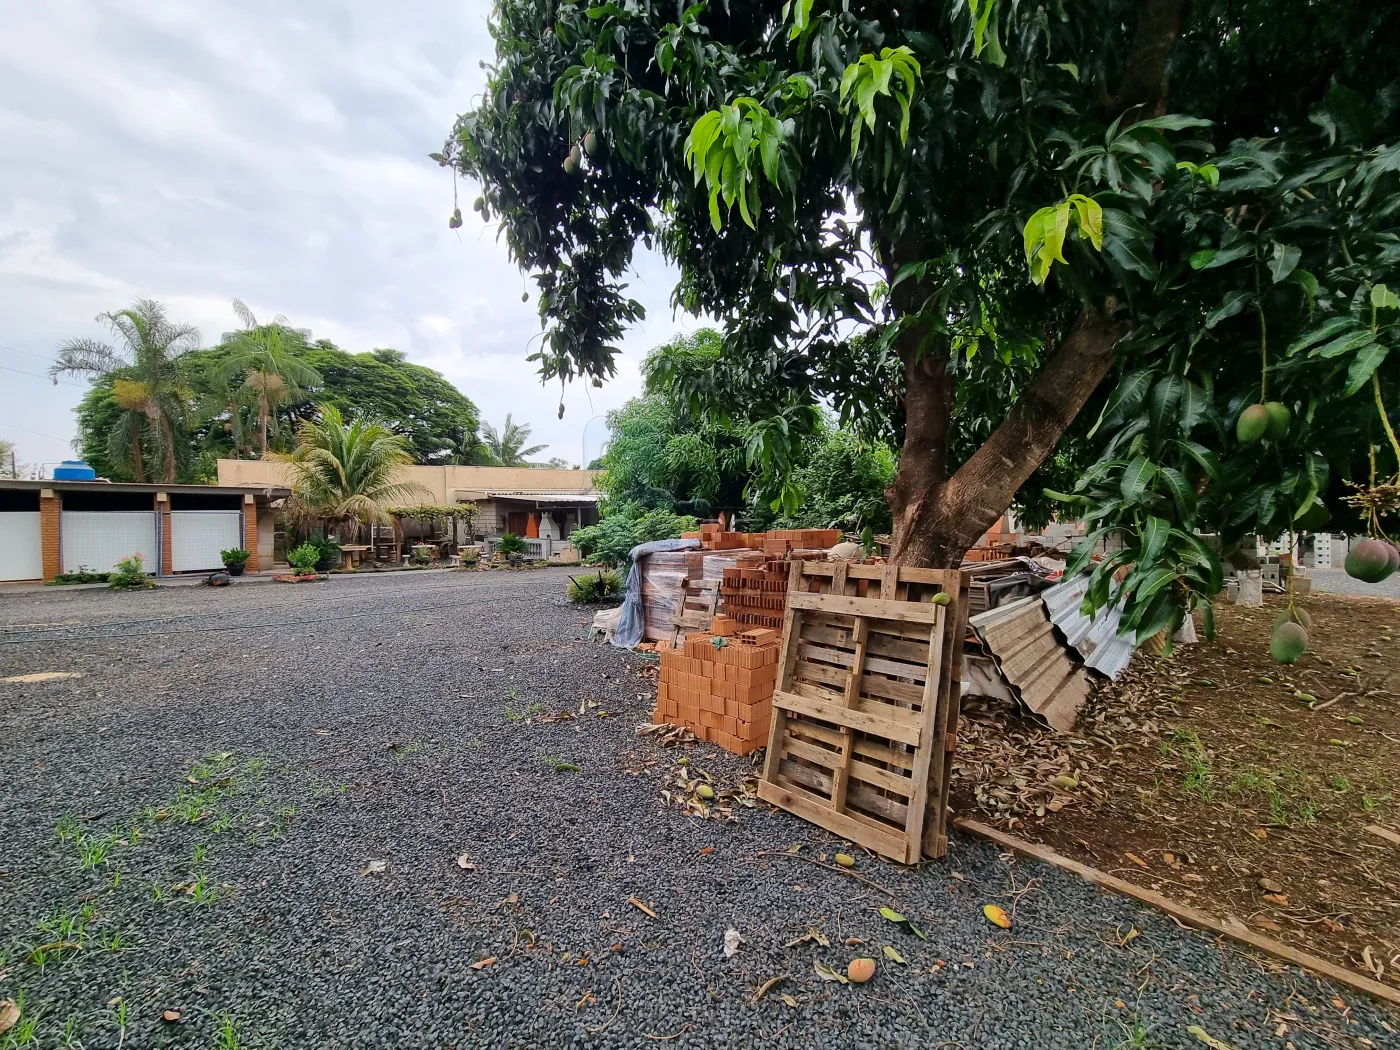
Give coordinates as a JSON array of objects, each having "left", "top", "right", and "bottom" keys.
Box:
[{"left": 441, "top": 0, "right": 1400, "bottom": 645}]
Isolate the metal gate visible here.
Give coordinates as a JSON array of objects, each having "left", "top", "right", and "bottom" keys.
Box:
[
  {"left": 0, "top": 512, "right": 42, "bottom": 581},
  {"left": 170, "top": 510, "right": 243, "bottom": 572},
  {"left": 61, "top": 511, "right": 157, "bottom": 574}
]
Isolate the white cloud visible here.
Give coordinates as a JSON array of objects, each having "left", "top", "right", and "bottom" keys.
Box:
[{"left": 0, "top": 0, "right": 698, "bottom": 469}]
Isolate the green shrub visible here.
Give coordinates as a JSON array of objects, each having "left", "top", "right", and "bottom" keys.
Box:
[
  {"left": 495, "top": 532, "right": 527, "bottom": 556},
  {"left": 571, "top": 508, "right": 698, "bottom": 568},
  {"left": 567, "top": 569, "right": 623, "bottom": 603},
  {"left": 220, "top": 547, "right": 250, "bottom": 566},
  {"left": 51, "top": 568, "right": 109, "bottom": 585},
  {"left": 108, "top": 553, "right": 154, "bottom": 590},
  {"left": 410, "top": 543, "right": 436, "bottom": 565},
  {"left": 287, "top": 542, "right": 321, "bottom": 574}
]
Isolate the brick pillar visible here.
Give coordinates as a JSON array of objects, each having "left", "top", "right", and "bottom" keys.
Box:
[
  {"left": 39, "top": 490, "right": 61, "bottom": 581},
  {"left": 157, "top": 493, "right": 171, "bottom": 576},
  {"left": 243, "top": 495, "right": 259, "bottom": 573}
]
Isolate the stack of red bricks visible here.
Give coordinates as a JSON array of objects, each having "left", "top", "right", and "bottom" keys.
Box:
[
  {"left": 680, "top": 525, "right": 844, "bottom": 553},
  {"left": 653, "top": 621, "right": 780, "bottom": 755},
  {"left": 718, "top": 561, "right": 789, "bottom": 631}
]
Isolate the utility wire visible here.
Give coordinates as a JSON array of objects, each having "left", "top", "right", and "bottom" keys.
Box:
[
  {"left": 0, "top": 362, "right": 86, "bottom": 389},
  {"left": 0, "top": 420, "right": 71, "bottom": 442}
]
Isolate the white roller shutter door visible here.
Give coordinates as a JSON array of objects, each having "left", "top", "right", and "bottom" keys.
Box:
[
  {"left": 0, "top": 512, "right": 42, "bottom": 581},
  {"left": 170, "top": 510, "right": 243, "bottom": 572},
  {"left": 61, "top": 511, "right": 157, "bottom": 574}
]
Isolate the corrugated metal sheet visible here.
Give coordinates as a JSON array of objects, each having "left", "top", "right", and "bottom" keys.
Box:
[
  {"left": 968, "top": 596, "right": 1092, "bottom": 732},
  {"left": 1040, "top": 575, "right": 1136, "bottom": 680}
]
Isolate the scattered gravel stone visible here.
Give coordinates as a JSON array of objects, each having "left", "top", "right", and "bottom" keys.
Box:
[{"left": 0, "top": 569, "right": 1394, "bottom": 1049}]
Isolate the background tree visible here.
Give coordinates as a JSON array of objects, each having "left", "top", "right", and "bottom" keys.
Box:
[
  {"left": 74, "top": 337, "right": 483, "bottom": 480},
  {"left": 480, "top": 414, "right": 547, "bottom": 466},
  {"left": 276, "top": 403, "right": 429, "bottom": 539},
  {"left": 216, "top": 299, "right": 323, "bottom": 456},
  {"left": 52, "top": 299, "right": 200, "bottom": 483},
  {"left": 444, "top": 0, "right": 1400, "bottom": 639}
]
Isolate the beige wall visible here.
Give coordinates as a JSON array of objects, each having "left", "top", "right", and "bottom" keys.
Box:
[{"left": 216, "top": 460, "right": 598, "bottom": 503}]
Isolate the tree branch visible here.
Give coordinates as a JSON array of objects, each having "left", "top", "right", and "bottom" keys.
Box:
[
  {"left": 1104, "top": 0, "right": 1191, "bottom": 119},
  {"left": 926, "top": 310, "right": 1131, "bottom": 561}
]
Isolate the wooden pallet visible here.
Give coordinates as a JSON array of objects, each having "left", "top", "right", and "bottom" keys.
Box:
[
  {"left": 664, "top": 576, "right": 720, "bottom": 645},
  {"left": 757, "top": 561, "right": 968, "bottom": 862}
]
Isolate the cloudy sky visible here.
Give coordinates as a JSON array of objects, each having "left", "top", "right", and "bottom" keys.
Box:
[{"left": 0, "top": 0, "right": 701, "bottom": 473}]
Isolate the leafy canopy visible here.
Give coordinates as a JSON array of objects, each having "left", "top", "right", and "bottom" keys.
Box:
[{"left": 446, "top": 0, "right": 1400, "bottom": 638}]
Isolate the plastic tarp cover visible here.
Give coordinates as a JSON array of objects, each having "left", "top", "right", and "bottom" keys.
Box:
[{"left": 612, "top": 538, "right": 702, "bottom": 649}]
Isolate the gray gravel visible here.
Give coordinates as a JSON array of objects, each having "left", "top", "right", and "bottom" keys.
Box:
[
  {"left": 1307, "top": 567, "right": 1400, "bottom": 599},
  {"left": 1, "top": 569, "right": 1394, "bottom": 1050}
]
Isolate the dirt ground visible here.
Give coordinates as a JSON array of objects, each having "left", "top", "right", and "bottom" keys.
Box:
[{"left": 951, "top": 590, "right": 1400, "bottom": 993}]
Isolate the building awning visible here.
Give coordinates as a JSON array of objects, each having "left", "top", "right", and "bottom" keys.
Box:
[{"left": 454, "top": 489, "right": 600, "bottom": 505}]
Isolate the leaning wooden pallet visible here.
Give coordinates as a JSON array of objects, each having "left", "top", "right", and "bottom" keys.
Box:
[{"left": 758, "top": 561, "right": 969, "bottom": 862}]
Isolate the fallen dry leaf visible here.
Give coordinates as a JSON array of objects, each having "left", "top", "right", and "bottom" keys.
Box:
[
  {"left": 627, "top": 896, "right": 657, "bottom": 919},
  {"left": 752, "top": 976, "right": 784, "bottom": 1002},
  {"left": 1261, "top": 893, "right": 1290, "bottom": 907},
  {"left": 982, "top": 904, "right": 1012, "bottom": 930},
  {"left": 0, "top": 1001, "right": 18, "bottom": 1035},
  {"left": 361, "top": 860, "right": 387, "bottom": 876},
  {"left": 784, "top": 928, "right": 829, "bottom": 948},
  {"left": 1186, "top": 1024, "right": 1234, "bottom": 1050},
  {"left": 1, "top": 671, "right": 81, "bottom": 684},
  {"left": 1257, "top": 877, "right": 1284, "bottom": 894},
  {"left": 471, "top": 956, "right": 497, "bottom": 970},
  {"left": 456, "top": 854, "right": 476, "bottom": 871},
  {"left": 882, "top": 945, "right": 906, "bottom": 964},
  {"left": 778, "top": 993, "right": 798, "bottom": 1008},
  {"left": 813, "top": 960, "right": 849, "bottom": 984},
  {"left": 1124, "top": 852, "right": 1149, "bottom": 869}
]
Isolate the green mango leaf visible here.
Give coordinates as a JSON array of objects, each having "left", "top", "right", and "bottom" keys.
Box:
[
  {"left": 1312, "top": 329, "right": 1376, "bottom": 360},
  {"left": 1205, "top": 290, "right": 1251, "bottom": 329},
  {"left": 1120, "top": 456, "right": 1156, "bottom": 502},
  {"left": 1269, "top": 243, "right": 1301, "bottom": 284},
  {"left": 1344, "top": 342, "right": 1389, "bottom": 397},
  {"left": 1286, "top": 316, "right": 1356, "bottom": 356},
  {"left": 1140, "top": 515, "right": 1170, "bottom": 567},
  {"left": 1372, "top": 283, "right": 1400, "bottom": 310}
]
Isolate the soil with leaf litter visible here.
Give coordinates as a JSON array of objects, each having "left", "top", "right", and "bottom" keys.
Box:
[
  {"left": 952, "top": 590, "right": 1400, "bottom": 998},
  {"left": 0, "top": 571, "right": 1396, "bottom": 1049}
]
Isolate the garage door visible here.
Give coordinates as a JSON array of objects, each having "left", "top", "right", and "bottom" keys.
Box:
[
  {"left": 61, "top": 511, "right": 157, "bottom": 574},
  {"left": 0, "top": 512, "right": 42, "bottom": 581},
  {"left": 170, "top": 510, "right": 243, "bottom": 572}
]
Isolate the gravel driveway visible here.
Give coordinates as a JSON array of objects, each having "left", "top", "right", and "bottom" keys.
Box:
[{"left": 1, "top": 569, "right": 1393, "bottom": 1049}]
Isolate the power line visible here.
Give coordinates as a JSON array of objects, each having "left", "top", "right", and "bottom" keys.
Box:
[
  {"left": 0, "top": 342, "right": 57, "bottom": 363},
  {"left": 0, "top": 420, "right": 72, "bottom": 442},
  {"left": 0, "top": 362, "right": 87, "bottom": 389}
]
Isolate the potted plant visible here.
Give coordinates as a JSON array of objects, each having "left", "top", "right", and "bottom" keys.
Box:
[
  {"left": 314, "top": 538, "right": 342, "bottom": 572},
  {"left": 495, "top": 532, "right": 527, "bottom": 566},
  {"left": 410, "top": 543, "right": 436, "bottom": 566},
  {"left": 220, "top": 547, "right": 251, "bottom": 577}
]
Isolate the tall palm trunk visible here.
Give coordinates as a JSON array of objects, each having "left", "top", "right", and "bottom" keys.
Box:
[
  {"left": 131, "top": 430, "right": 146, "bottom": 483},
  {"left": 158, "top": 413, "right": 177, "bottom": 484},
  {"left": 258, "top": 389, "right": 270, "bottom": 456}
]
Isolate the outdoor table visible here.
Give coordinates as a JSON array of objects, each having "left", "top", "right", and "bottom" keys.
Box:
[{"left": 340, "top": 545, "right": 371, "bottom": 569}]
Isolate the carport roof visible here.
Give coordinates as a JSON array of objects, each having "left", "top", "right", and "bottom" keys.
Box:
[{"left": 0, "top": 479, "right": 290, "bottom": 498}]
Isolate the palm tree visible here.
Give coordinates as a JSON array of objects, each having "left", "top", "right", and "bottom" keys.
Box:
[
  {"left": 52, "top": 299, "right": 200, "bottom": 483},
  {"left": 481, "top": 414, "right": 547, "bottom": 466},
  {"left": 277, "top": 404, "right": 429, "bottom": 539},
  {"left": 216, "top": 299, "right": 323, "bottom": 456}
]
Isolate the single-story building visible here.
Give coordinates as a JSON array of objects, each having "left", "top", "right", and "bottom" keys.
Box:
[
  {"left": 0, "top": 479, "right": 286, "bottom": 583},
  {"left": 214, "top": 460, "right": 600, "bottom": 557}
]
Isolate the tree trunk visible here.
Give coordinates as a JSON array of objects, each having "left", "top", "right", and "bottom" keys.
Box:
[
  {"left": 130, "top": 429, "right": 146, "bottom": 484},
  {"left": 259, "top": 391, "right": 270, "bottom": 456},
  {"left": 888, "top": 311, "right": 1129, "bottom": 568},
  {"left": 159, "top": 413, "right": 177, "bottom": 484},
  {"left": 883, "top": 0, "right": 1185, "bottom": 569}
]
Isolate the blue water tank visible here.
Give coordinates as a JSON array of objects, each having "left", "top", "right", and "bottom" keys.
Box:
[{"left": 53, "top": 460, "right": 97, "bottom": 481}]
